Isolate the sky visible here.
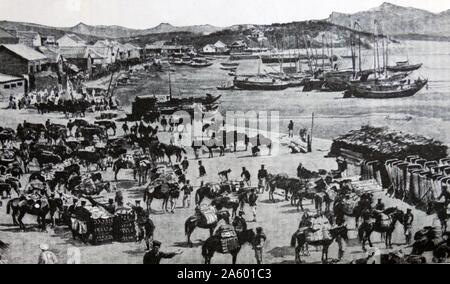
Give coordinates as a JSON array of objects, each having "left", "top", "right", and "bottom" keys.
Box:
[{"left": 0, "top": 0, "right": 449, "bottom": 29}]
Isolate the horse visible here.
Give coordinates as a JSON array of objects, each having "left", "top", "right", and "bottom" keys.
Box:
[
  {"left": 291, "top": 225, "right": 349, "bottom": 263},
  {"left": 113, "top": 157, "right": 135, "bottom": 181},
  {"left": 159, "top": 143, "right": 186, "bottom": 163},
  {"left": 333, "top": 193, "right": 373, "bottom": 228},
  {"left": 29, "top": 150, "right": 62, "bottom": 169},
  {"left": 195, "top": 183, "right": 229, "bottom": 205},
  {"left": 202, "top": 229, "right": 256, "bottom": 264},
  {"left": 67, "top": 119, "right": 90, "bottom": 136},
  {"left": 94, "top": 121, "right": 117, "bottom": 136},
  {"left": 75, "top": 150, "right": 106, "bottom": 172},
  {"left": 143, "top": 183, "right": 180, "bottom": 213},
  {"left": 426, "top": 201, "right": 448, "bottom": 232},
  {"left": 211, "top": 196, "right": 241, "bottom": 217},
  {"left": 185, "top": 210, "right": 231, "bottom": 247},
  {"left": 358, "top": 207, "right": 405, "bottom": 251},
  {"left": 267, "top": 174, "right": 302, "bottom": 202},
  {"left": 7, "top": 197, "right": 64, "bottom": 230}
]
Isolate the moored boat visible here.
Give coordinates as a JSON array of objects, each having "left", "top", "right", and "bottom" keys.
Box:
[
  {"left": 234, "top": 76, "right": 290, "bottom": 91},
  {"left": 217, "top": 81, "right": 235, "bottom": 90},
  {"left": 348, "top": 78, "right": 428, "bottom": 99},
  {"left": 387, "top": 61, "right": 423, "bottom": 72}
]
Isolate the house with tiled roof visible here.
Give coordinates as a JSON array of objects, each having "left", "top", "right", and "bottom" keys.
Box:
[
  {"left": 17, "top": 31, "right": 42, "bottom": 47},
  {"left": 57, "top": 34, "right": 86, "bottom": 47},
  {"left": 0, "top": 28, "right": 19, "bottom": 44},
  {"left": 123, "top": 43, "right": 143, "bottom": 59},
  {"left": 0, "top": 44, "right": 48, "bottom": 76}
]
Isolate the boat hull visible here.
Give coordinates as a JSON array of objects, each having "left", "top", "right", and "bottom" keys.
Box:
[
  {"left": 234, "top": 79, "right": 290, "bottom": 91},
  {"left": 350, "top": 80, "right": 428, "bottom": 99},
  {"left": 387, "top": 63, "right": 423, "bottom": 72}
]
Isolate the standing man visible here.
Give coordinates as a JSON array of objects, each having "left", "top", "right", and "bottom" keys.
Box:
[
  {"left": 122, "top": 121, "right": 129, "bottom": 135},
  {"left": 130, "top": 201, "right": 147, "bottom": 242},
  {"left": 182, "top": 180, "right": 193, "bottom": 208},
  {"left": 288, "top": 120, "right": 294, "bottom": 138},
  {"left": 248, "top": 188, "right": 258, "bottom": 222},
  {"left": 74, "top": 200, "right": 91, "bottom": 244},
  {"left": 143, "top": 241, "right": 183, "bottom": 264},
  {"left": 38, "top": 244, "right": 58, "bottom": 264},
  {"left": 181, "top": 157, "right": 189, "bottom": 173},
  {"left": 403, "top": 209, "right": 414, "bottom": 245},
  {"left": 241, "top": 167, "right": 251, "bottom": 186},
  {"left": 232, "top": 211, "right": 247, "bottom": 233},
  {"left": 198, "top": 161, "right": 206, "bottom": 185},
  {"left": 68, "top": 198, "right": 79, "bottom": 240},
  {"left": 161, "top": 116, "right": 168, "bottom": 132},
  {"left": 257, "top": 165, "right": 268, "bottom": 194},
  {"left": 253, "top": 227, "right": 267, "bottom": 265}
]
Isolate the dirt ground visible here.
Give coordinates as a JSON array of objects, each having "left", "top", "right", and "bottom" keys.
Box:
[{"left": 0, "top": 106, "right": 439, "bottom": 264}]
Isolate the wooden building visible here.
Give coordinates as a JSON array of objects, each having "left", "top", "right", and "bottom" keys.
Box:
[{"left": 0, "top": 73, "right": 26, "bottom": 101}]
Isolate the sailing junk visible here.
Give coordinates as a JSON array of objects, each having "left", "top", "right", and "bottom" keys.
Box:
[{"left": 348, "top": 78, "right": 428, "bottom": 99}]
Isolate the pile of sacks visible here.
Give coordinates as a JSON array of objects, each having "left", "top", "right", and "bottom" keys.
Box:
[
  {"left": 199, "top": 204, "right": 218, "bottom": 225},
  {"left": 305, "top": 215, "right": 332, "bottom": 242},
  {"left": 342, "top": 194, "right": 359, "bottom": 215}
]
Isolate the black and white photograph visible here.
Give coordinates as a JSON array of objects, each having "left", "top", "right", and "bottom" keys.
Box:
[{"left": 0, "top": 0, "right": 448, "bottom": 265}]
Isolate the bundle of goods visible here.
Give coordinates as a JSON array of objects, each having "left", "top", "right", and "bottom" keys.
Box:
[
  {"left": 329, "top": 126, "right": 448, "bottom": 162},
  {"left": 86, "top": 206, "right": 114, "bottom": 245},
  {"left": 114, "top": 208, "right": 136, "bottom": 243},
  {"left": 342, "top": 194, "right": 359, "bottom": 215},
  {"left": 199, "top": 204, "right": 218, "bottom": 225},
  {"left": 148, "top": 173, "right": 178, "bottom": 193},
  {"left": 305, "top": 215, "right": 332, "bottom": 243},
  {"left": 216, "top": 225, "right": 239, "bottom": 253}
]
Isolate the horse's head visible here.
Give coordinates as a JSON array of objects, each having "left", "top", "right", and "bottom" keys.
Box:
[{"left": 388, "top": 208, "right": 405, "bottom": 225}]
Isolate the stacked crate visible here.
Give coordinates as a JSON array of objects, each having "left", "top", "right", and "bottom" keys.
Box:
[
  {"left": 114, "top": 213, "right": 137, "bottom": 243},
  {"left": 89, "top": 217, "right": 114, "bottom": 245}
]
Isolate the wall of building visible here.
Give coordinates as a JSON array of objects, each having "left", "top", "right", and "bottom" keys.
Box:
[
  {"left": 0, "top": 79, "right": 25, "bottom": 101},
  {"left": 0, "top": 49, "right": 29, "bottom": 76}
]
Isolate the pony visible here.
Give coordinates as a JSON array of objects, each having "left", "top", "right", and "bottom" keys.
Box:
[
  {"left": 185, "top": 210, "right": 231, "bottom": 247},
  {"left": 94, "top": 121, "right": 117, "bottom": 136},
  {"left": 202, "top": 229, "right": 256, "bottom": 264},
  {"left": 426, "top": 201, "right": 448, "bottom": 232},
  {"left": 333, "top": 193, "right": 373, "bottom": 228},
  {"left": 7, "top": 197, "right": 64, "bottom": 230},
  {"left": 112, "top": 156, "right": 135, "bottom": 180},
  {"left": 291, "top": 225, "right": 349, "bottom": 263},
  {"left": 358, "top": 207, "right": 405, "bottom": 251},
  {"left": 143, "top": 183, "right": 180, "bottom": 213},
  {"left": 159, "top": 143, "right": 186, "bottom": 163}
]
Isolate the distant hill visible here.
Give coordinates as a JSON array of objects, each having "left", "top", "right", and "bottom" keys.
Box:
[
  {"left": 0, "top": 20, "right": 102, "bottom": 43},
  {"left": 327, "top": 2, "right": 450, "bottom": 37}
]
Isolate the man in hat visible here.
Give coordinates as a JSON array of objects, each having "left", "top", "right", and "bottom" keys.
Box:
[
  {"left": 241, "top": 167, "right": 251, "bottom": 186},
  {"left": 253, "top": 227, "right": 267, "bottom": 264},
  {"left": 248, "top": 188, "right": 258, "bottom": 222},
  {"left": 182, "top": 180, "right": 193, "bottom": 208},
  {"left": 181, "top": 157, "right": 189, "bottom": 173},
  {"left": 130, "top": 200, "right": 147, "bottom": 240},
  {"left": 375, "top": 199, "right": 385, "bottom": 212},
  {"left": 403, "top": 209, "right": 414, "bottom": 245},
  {"left": 198, "top": 161, "right": 206, "bottom": 184},
  {"left": 38, "top": 244, "right": 58, "bottom": 264},
  {"left": 218, "top": 169, "right": 232, "bottom": 182},
  {"left": 232, "top": 211, "right": 247, "bottom": 233},
  {"left": 122, "top": 121, "right": 129, "bottom": 135},
  {"left": 68, "top": 198, "right": 79, "bottom": 240},
  {"left": 257, "top": 165, "right": 268, "bottom": 194},
  {"left": 74, "top": 200, "right": 91, "bottom": 243},
  {"left": 143, "top": 241, "right": 183, "bottom": 264}
]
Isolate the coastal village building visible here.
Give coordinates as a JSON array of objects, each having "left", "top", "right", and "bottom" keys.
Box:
[
  {"left": 202, "top": 41, "right": 229, "bottom": 54},
  {"left": 57, "top": 34, "right": 86, "bottom": 47},
  {"left": 0, "top": 73, "right": 26, "bottom": 101},
  {"left": 0, "top": 44, "right": 48, "bottom": 76},
  {"left": 58, "top": 46, "right": 94, "bottom": 76},
  {"left": 16, "top": 31, "right": 42, "bottom": 48},
  {"left": 0, "top": 44, "right": 48, "bottom": 91},
  {"left": 229, "top": 40, "right": 247, "bottom": 52},
  {"left": 42, "top": 36, "right": 57, "bottom": 46},
  {"left": 37, "top": 46, "right": 64, "bottom": 72},
  {"left": 202, "top": 44, "right": 216, "bottom": 54},
  {"left": 0, "top": 28, "right": 19, "bottom": 44},
  {"left": 123, "top": 43, "right": 143, "bottom": 60},
  {"left": 145, "top": 41, "right": 192, "bottom": 56}
]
